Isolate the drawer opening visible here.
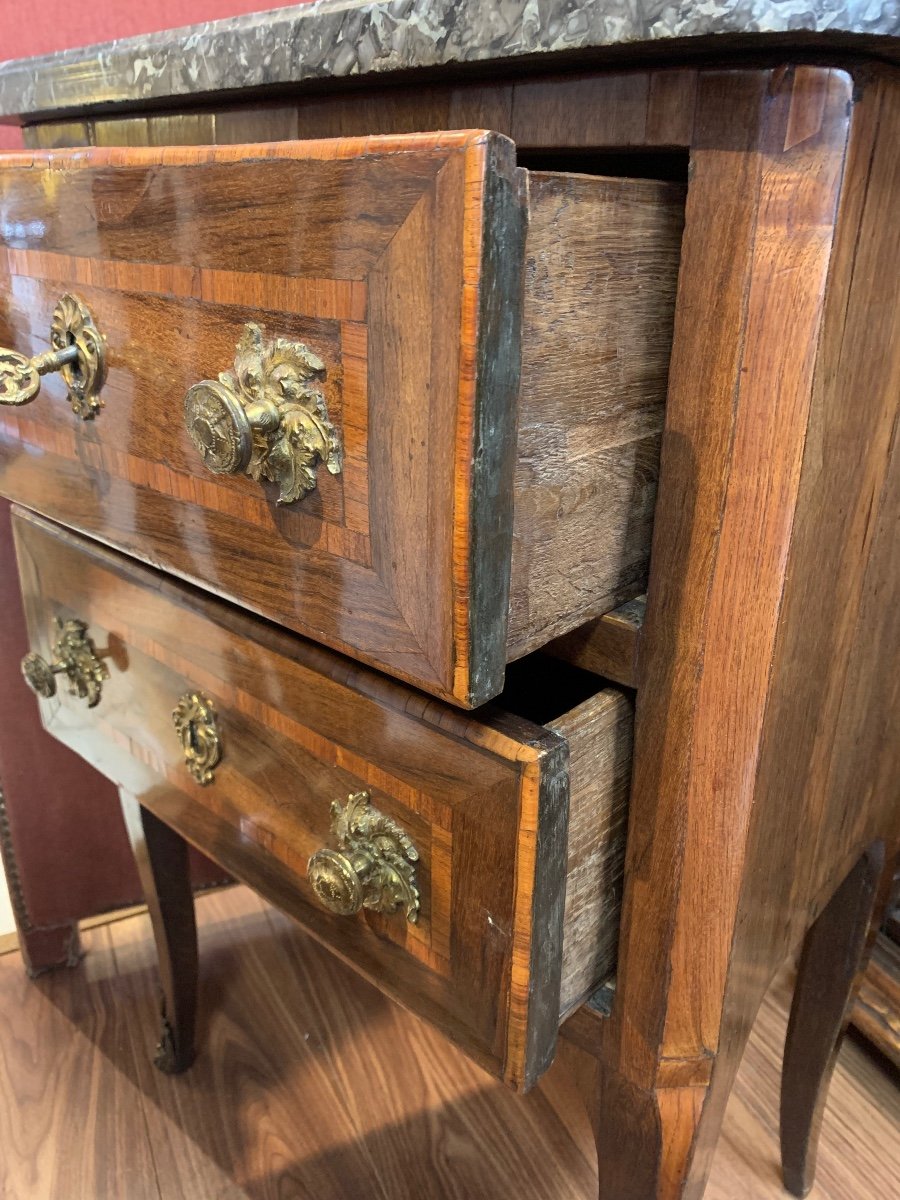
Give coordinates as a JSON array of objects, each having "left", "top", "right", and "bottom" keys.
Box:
[
  {"left": 517, "top": 147, "right": 689, "bottom": 183},
  {"left": 497, "top": 651, "right": 611, "bottom": 726},
  {"left": 497, "top": 650, "right": 634, "bottom": 1021}
]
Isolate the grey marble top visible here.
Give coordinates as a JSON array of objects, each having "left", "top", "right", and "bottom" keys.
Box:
[{"left": 2, "top": 0, "right": 900, "bottom": 122}]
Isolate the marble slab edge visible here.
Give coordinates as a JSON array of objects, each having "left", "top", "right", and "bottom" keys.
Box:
[{"left": 1, "top": 0, "right": 900, "bottom": 122}]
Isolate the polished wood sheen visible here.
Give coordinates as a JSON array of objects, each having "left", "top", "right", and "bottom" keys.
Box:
[
  {"left": 22, "top": 70, "right": 698, "bottom": 154},
  {"left": 12, "top": 507, "right": 635, "bottom": 1089},
  {"left": 0, "top": 137, "right": 682, "bottom": 707},
  {"left": 560, "top": 64, "right": 900, "bottom": 1200}
]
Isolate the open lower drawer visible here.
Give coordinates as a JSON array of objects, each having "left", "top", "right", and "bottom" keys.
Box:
[
  {"left": 13, "top": 507, "right": 633, "bottom": 1090},
  {"left": 0, "top": 134, "right": 682, "bottom": 706}
]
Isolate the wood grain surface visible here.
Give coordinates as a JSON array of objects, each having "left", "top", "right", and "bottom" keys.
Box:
[
  {"left": 550, "top": 688, "right": 633, "bottom": 1017},
  {"left": 23, "top": 70, "right": 699, "bottom": 153},
  {"left": 556, "top": 64, "right": 900, "bottom": 1199},
  {"left": 546, "top": 596, "right": 645, "bottom": 688},
  {"left": 703, "top": 64, "right": 900, "bottom": 1192},
  {"left": 0, "top": 134, "right": 681, "bottom": 707},
  {"left": 508, "top": 173, "right": 681, "bottom": 658},
  {"left": 0, "top": 885, "right": 897, "bottom": 1200},
  {"left": 0, "top": 133, "right": 522, "bottom": 707},
  {"left": 852, "top": 934, "right": 900, "bottom": 1069},
  {"left": 12, "top": 508, "right": 634, "bottom": 1089}
]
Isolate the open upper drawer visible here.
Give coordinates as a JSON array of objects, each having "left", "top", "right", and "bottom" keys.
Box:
[{"left": 0, "top": 135, "right": 682, "bottom": 705}]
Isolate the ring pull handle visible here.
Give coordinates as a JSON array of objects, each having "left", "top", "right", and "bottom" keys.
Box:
[
  {"left": 307, "top": 791, "right": 420, "bottom": 923},
  {"left": 21, "top": 617, "right": 109, "bottom": 707},
  {"left": 183, "top": 322, "right": 342, "bottom": 505},
  {"left": 0, "top": 294, "right": 107, "bottom": 419}
]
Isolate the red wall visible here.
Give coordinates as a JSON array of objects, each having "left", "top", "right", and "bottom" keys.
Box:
[{"left": 0, "top": 2, "right": 307, "bottom": 148}]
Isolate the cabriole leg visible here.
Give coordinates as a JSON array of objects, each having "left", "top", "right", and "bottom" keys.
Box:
[
  {"left": 780, "top": 842, "right": 886, "bottom": 1197},
  {"left": 120, "top": 790, "right": 198, "bottom": 1074}
]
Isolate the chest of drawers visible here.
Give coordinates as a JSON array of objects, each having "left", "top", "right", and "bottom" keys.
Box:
[{"left": 1, "top": 10, "right": 899, "bottom": 1199}]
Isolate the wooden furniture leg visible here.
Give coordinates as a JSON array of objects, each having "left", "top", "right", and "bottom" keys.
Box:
[
  {"left": 119, "top": 789, "right": 198, "bottom": 1074},
  {"left": 559, "top": 1038, "right": 709, "bottom": 1200},
  {"left": 780, "top": 842, "right": 886, "bottom": 1197},
  {"left": 563, "top": 839, "right": 891, "bottom": 1200},
  {"left": 16, "top": 922, "right": 83, "bottom": 975}
]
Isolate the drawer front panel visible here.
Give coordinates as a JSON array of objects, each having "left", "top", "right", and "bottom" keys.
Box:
[
  {"left": 13, "top": 508, "right": 568, "bottom": 1090},
  {"left": 0, "top": 135, "right": 523, "bottom": 707}
]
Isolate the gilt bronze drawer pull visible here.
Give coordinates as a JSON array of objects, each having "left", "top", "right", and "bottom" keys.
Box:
[
  {"left": 308, "top": 791, "right": 420, "bottom": 923},
  {"left": 21, "top": 617, "right": 109, "bottom": 707},
  {"left": 172, "top": 691, "right": 222, "bottom": 786},
  {"left": 0, "top": 294, "right": 107, "bottom": 419},
  {"left": 183, "top": 322, "right": 342, "bottom": 505}
]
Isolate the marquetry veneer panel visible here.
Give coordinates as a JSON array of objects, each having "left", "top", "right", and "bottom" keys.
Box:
[{"left": 13, "top": 508, "right": 634, "bottom": 1090}]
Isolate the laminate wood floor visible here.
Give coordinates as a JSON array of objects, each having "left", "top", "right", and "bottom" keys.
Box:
[{"left": 0, "top": 886, "right": 896, "bottom": 1199}]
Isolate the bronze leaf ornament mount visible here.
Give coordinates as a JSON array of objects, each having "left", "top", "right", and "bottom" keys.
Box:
[
  {"left": 21, "top": 616, "right": 110, "bottom": 707},
  {"left": 183, "top": 322, "right": 342, "bottom": 505},
  {"left": 307, "top": 791, "right": 420, "bottom": 923}
]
